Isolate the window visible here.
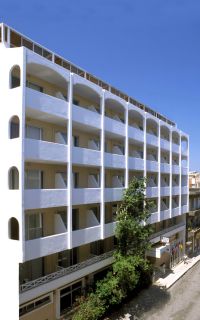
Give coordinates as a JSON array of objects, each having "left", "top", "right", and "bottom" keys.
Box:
[
  {"left": 57, "top": 210, "right": 67, "bottom": 229},
  {"left": 26, "top": 125, "right": 42, "bottom": 140},
  {"left": 90, "top": 207, "right": 100, "bottom": 223},
  {"left": 25, "top": 213, "right": 43, "bottom": 240},
  {"left": 25, "top": 170, "right": 43, "bottom": 189},
  {"left": 90, "top": 240, "right": 103, "bottom": 256},
  {"left": 73, "top": 172, "right": 79, "bottom": 188},
  {"left": 19, "top": 294, "right": 52, "bottom": 317},
  {"left": 72, "top": 209, "right": 79, "bottom": 230},
  {"left": 8, "top": 217, "right": 19, "bottom": 240},
  {"left": 10, "top": 116, "right": 20, "bottom": 139},
  {"left": 73, "top": 98, "right": 79, "bottom": 106},
  {"left": 9, "top": 167, "right": 19, "bottom": 189},
  {"left": 73, "top": 135, "right": 79, "bottom": 147},
  {"left": 60, "top": 281, "right": 82, "bottom": 315},
  {"left": 10, "top": 65, "right": 20, "bottom": 88},
  {"left": 26, "top": 80, "right": 43, "bottom": 93}
]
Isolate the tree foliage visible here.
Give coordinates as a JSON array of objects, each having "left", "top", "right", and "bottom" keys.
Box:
[{"left": 72, "top": 178, "right": 152, "bottom": 320}]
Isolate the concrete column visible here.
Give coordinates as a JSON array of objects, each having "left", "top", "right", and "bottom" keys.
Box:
[
  {"left": 100, "top": 90, "right": 105, "bottom": 239},
  {"left": 125, "top": 103, "right": 129, "bottom": 188},
  {"left": 169, "top": 128, "right": 173, "bottom": 218},
  {"left": 158, "top": 122, "right": 161, "bottom": 220},
  {"left": 67, "top": 73, "right": 73, "bottom": 248}
]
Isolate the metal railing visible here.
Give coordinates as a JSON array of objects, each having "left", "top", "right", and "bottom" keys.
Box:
[
  {"left": 1, "top": 23, "right": 176, "bottom": 127},
  {"left": 19, "top": 250, "right": 114, "bottom": 293},
  {"left": 150, "top": 221, "right": 185, "bottom": 240}
]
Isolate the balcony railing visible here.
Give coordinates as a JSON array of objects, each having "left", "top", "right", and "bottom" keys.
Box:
[
  {"left": 19, "top": 250, "right": 114, "bottom": 293},
  {"left": 149, "top": 221, "right": 185, "bottom": 240}
]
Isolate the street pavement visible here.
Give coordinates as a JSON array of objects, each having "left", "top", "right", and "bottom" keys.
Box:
[{"left": 107, "top": 260, "right": 200, "bottom": 320}]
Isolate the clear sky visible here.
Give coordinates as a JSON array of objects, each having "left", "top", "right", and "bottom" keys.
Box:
[{"left": 1, "top": 0, "right": 200, "bottom": 170}]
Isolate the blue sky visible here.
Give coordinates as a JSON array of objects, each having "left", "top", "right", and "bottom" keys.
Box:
[{"left": 1, "top": 0, "right": 200, "bottom": 170}]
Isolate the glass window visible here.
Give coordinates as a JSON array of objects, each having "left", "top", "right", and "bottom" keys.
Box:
[
  {"left": 25, "top": 213, "right": 42, "bottom": 240},
  {"left": 25, "top": 125, "right": 42, "bottom": 140},
  {"left": 73, "top": 135, "right": 79, "bottom": 147},
  {"left": 26, "top": 80, "right": 43, "bottom": 93},
  {"left": 25, "top": 170, "right": 43, "bottom": 189}
]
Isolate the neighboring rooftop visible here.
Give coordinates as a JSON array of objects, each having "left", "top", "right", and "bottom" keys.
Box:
[{"left": 0, "top": 22, "right": 176, "bottom": 127}]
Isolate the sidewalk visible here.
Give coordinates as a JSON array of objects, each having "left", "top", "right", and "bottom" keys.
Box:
[{"left": 155, "top": 253, "right": 200, "bottom": 289}]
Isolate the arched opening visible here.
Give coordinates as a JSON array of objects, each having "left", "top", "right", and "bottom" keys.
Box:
[
  {"left": 172, "top": 131, "right": 180, "bottom": 145},
  {"left": 26, "top": 63, "right": 68, "bottom": 100},
  {"left": 10, "top": 116, "right": 20, "bottom": 139},
  {"left": 105, "top": 98, "right": 125, "bottom": 123},
  {"left": 10, "top": 65, "right": 21, "bottom": 89},
  {"left": 161, "top": 126, "right": 170, "bottom": 141},
  {"left": 9, "top": 167, "right": 19, "bottom": 190},
  {"left": 181, "top": 136, "right": 188, "bottom": 152},
  {"left": 73, "top": 83, "right": 100, "bottom": 113},
  {"left": 146, "top": 118, "right": 158, "bottom": 136},
  {"left": 8, "top": 217, "right": 19, "bottom": 240},
  {"left": 129, "top": 109, "right": 144, "bottom": 131}
]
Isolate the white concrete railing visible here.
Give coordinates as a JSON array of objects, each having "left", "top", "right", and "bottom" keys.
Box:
[{"left": 19, "top": 250, "right": 114, "bottom": 293}]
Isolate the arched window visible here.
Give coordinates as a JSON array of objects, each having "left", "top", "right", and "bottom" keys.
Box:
[
  {"left": 8, "top": 217, "right": 19, "bottom": 240},
  {"left": 10, "top": 65, "right": 20, "bottom": 89},
  {"left": 10, "top": 116, "right": 20, "bottom": 139},
  {"left": 9, "top": 167, "right": 19, "bottom": 190}
]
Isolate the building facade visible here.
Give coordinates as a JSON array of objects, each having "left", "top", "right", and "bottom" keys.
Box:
[
  {"left": 0, "top": 23, "right": 189, "bottom": 320},
  {"left": 186, "top": 174, "right": 200, "bottom": 255}
]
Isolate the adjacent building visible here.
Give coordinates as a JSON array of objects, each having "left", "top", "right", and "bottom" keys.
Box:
[
  {"left": 186, "top": 173, "right": 200, "bottom": 255},
  {"left": 0, "top": 23, "right": 189, "bottom": 320}
]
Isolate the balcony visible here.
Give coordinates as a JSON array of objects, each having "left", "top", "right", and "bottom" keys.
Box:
[
  {"left": 160, "top": 163, "right": 170, "bottom": 174},
  {"left": 72, "top": 225, "right": 101, "bottom": 247},
  {"left": 160, "top": 187, "right": 170, "bottom": 197},
  {"left": 26, "top": 87, "right": 68, "bottom": 119},
  {"left": 150, "top": 211, "right": 159, "bottom": 224},
  {"left": 104, "top": 116, "right": 125, "bottom": 137},
  {"left": 19, "top": 250, "right": 114, "bottom": 303},
  {"left": 105, "top": 153, "right": 125, "bottom": 169},
  {"left": 72, "top": 188, "right": 101, "bottom": 205},
  {"left": 181, "top": 149, "right": 188, "bottom": 157},
  {"left": 104, "top": 222, "right": 116, "bottom": 238},
  {"left": 129, "top": 157, "right": 144, "bottom": 170},
  {"left": 128, "top": 126, "right": 144, "bottom": 143},
  {"left": 104, "top": 188, "right": 124, "bottom": 202},
  {"left": 172, "top": 143, "right": 180, "bottom": 154},
  {"left": 150, "top": 221, "right": 185, "bottom": 242},
  {"left": 181, "top": 205, "right": 188, "bottom": 214},
  {"left": 146, "top": 160, "right": 159, "bottom": 172},
  {"left": 172, "top": 186, "right": 180, "bottom": 195},
  {"left": 160, "top": 138, "right": 170, "bottom": 151},
  {"left": 146, "top": 187, "right": 158, "bottom": 198},
  {"left": 72, "top": 147, "right": 101, "bottom": 167},
  {"left": 172, "top": 206, "right": 180, "bottom": 217},
  {"left": 146, "top": 133, "right": 158, "bottom": 147},
  {"left": 72, "top": 104, "right": 101, "bottom": 130},
  {"left": 181, "top": 166, "right": 188, "bottom": 175},
  {"left": 25, "top": 232, "right": 69, "bottom": 260},
  {"left": 24, "top": 189, "right": 68, "bottom": 209},
  {"left": 25, "top": 139, "right": 68, "bottom": 163},
  {"left": 181, "top": 186, "right": 188, "bottom": 194},
  {"left": 172, "top": 165, "right": 180, "bottom": 174},
  {"left": 160, "top": 209, "right": 170, "bottom": 220}
]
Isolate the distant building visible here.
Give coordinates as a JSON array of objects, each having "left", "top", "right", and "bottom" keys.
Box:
[
  {"left": 186, "top": 187, "right": 200, "bottom": 255},
  {"left": 189, "top": 171, "right": 200, "bottom": 188}
]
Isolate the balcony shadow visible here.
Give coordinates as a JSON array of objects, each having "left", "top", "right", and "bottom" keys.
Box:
[{"left": 107, "top": 284, "right": 170, "bottom": 320}]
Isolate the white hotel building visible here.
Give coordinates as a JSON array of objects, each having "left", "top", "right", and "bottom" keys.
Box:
[{"left": 0, "top": 24, "right": 189, "bottom": 320}]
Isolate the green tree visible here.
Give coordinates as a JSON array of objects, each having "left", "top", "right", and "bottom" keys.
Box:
[
  {"left": 115, "top": 177, "right": 152, "bottom": 257},
  {"left": 72, "top": 177, "right": 152, "bottom": 320}
]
